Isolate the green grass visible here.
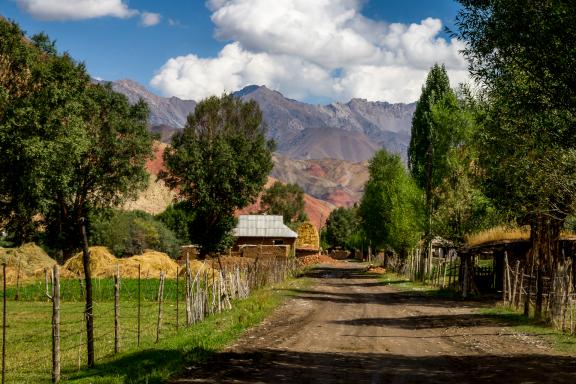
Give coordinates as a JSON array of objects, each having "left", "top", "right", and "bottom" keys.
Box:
[
  {"left": 7, "top": 278, "right": 187, "bottom": 302},
  {"left": 378, "top": 271, "right": 461, "bottom": 299},
  {"left": 3, "top": 277, "right": 308, "bottom": 383},
  {"left": 479, "top": 305, "right": 576, "bottom": 355}
]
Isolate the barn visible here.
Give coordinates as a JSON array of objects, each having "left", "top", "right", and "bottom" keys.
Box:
[{"left": 233, "top": 215, "right": 298, "bottom": 258}]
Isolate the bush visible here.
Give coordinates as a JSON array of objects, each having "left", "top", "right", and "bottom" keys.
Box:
[{"left": 90, "top": 210, "right": 181, "bottom": 258}]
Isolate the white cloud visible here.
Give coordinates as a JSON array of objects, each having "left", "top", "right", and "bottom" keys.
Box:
[
  {"left": 140, "top": 12, "right": 161, "bottom": 27},
  {"left": 15, "top": 0, "right": 137, "bottom": 20},
  {"left": 152, "top": 0, "right": 469, "bottom": 103},
  {"left": 16, "top": 0, "right": 163, "bottom": 26}
]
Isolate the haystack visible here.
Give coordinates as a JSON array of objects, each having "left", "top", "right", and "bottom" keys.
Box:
[
  {"left": 63, "top": 247, "right": 188, "bottom": 279},
  {"left": 63, "top": 246, "right": 118, "bottom": 278},
  {"left": 0, "top": 243, "right": 57, "bottom": 284},
  {"left": 295, "top": 222, "right": 320, "bottom": 251},
  {"left": 122, "top": 250, "right": 179, "bottom": 278}
]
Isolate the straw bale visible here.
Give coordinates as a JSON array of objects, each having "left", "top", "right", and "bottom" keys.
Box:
[
  {"left": 295, "top": 222, "right": 320, "bottom": 251},
  {"left": 0, "top": 243, "right": 57, "bottom": 284}
]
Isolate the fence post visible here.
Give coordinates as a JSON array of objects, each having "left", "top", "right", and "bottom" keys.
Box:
[
  {"left": 52, "top": 265, "right": 60, "bottom": 383},
  {"left": 156, "top": 272, "right": 165, "bottom": 343},
  {"left": 512, "top": 260, "right": 520, "bottom": 308},
  {"left": 185, "top": 255, "right": 192, "bottom": 325},
  {"left": 80, "top": 219, "right": 94, "bottom": 367},
  {"left": 176, "top": 266, "right": 179, "bottom": 332},
  {"left": 2, "top": 264, "right": 6, "bottom": 384},
  {"left": 114, "top": 264, "right": 120, "bottom": 354},
  {"left": 137, "top": 264, "right": 141, "bottom": 348}
]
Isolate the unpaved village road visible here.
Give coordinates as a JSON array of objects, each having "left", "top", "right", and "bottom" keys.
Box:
[{"left": 174, "top": 262, "right": 576, "bottom": 383}]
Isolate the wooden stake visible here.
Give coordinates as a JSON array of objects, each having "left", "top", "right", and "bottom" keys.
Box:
[
  {"left": 156, "top": 272, "right": 165, "bottom": 343},
  {"left": 114, "top": 264, "right": 120, "bottom": 354},
  {"left": 176, "top": 266, "right": 179, "bottom": 332},
  {"left": 52, "top": 265, "right": 60, "bottom": 383},
  {"left": 185, "top": 255, "right": 192, "bottom": 325},
  {"left": 137, "top": 264, "right": 141, "bottom": 347}
]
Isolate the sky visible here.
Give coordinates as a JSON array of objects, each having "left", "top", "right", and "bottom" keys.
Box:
[{"left": 0, "top": 0, "right": 468, "bottom": 104}]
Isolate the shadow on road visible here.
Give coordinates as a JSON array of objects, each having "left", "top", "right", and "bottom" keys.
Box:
[{"left": 173, "top": 348, "right": 576, "bottom": 384}]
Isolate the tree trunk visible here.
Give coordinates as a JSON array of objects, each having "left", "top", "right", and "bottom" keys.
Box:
[{"left": 529, "top": 213, "right": 562, "bottom": 321}]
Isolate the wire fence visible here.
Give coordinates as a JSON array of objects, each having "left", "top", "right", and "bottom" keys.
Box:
[{"left": 0, "top": 256, "right": 300, "bottom": 383}]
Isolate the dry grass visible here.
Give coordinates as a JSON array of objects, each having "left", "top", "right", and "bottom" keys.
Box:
[
  {"left": 0, "top": 243, "right": 57, "bottom": 284},
  {"left": 465, "top": 226, "right": 530, "bottom": 247},
  {"left": 465, "top": 226, "right": 576, "bottom": 247}
]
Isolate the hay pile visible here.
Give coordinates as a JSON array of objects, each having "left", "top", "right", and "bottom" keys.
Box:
[
  {"left": 63, "top": 246, "right": 119, "bottom": 278},
  {"left": 298, "top": 254, "right": 339, "bottom": 267},
  {"left": 0, "top": 243, "right": 57, "bottom": 284},
  {"left": 63, "top": 247, "right": 185, "bottom": 279},
  {"left": 295, "top": 222, "right": 320, "bottom": 251}
]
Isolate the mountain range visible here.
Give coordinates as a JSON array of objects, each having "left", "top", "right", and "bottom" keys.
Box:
[
  {"left": 110, "top": 79, "right": 416, "bottom": 226},
  {"left": 110, "top": 80, "right": 415, "bottom": 163}
]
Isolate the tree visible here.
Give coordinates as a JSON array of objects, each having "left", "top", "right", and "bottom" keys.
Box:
[
  {"left": 160, "top": 94, "right": 275, "bottom": 256},
  {"left": 324, "top": 207, "right": 359, "bottom": 249},
  {"left": 0, "top": 20, "right": 89, "bottom": 244},
  {"left": 260, "top": 181, "right": 308, "bottom": 228},
  {"left": 408, "top": 64, "right": 461, "bottom": 250},
  {"left": 429, "top": 86, "right": 503, "bottom": 245},
  {"left": 455, "top": 0, "right": 576, "bottom": 319},
  {"left": 43, "top": 83, "right": 153, "bottom": 259},
  {"left": 90, "top": 209, "right": 181, "bottom": 258},
  {"left": 0, "top": 20, "right": 154, "bottom": 367},
  {"left": 0, "top": 19, "right": 153, "bottom": 257},
  {"left": 359, "top": 150, "right": 424, "bottom": 258}
]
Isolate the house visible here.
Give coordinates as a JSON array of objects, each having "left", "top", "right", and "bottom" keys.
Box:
[{"left": 233, "top": 215, "right": 298, "bottom": 258}]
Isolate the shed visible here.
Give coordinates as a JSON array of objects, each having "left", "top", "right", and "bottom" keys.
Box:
[{"left": 233, "top": 215, "right": 298, "bottom": 257}]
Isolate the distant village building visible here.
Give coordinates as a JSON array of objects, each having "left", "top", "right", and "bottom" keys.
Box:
[{"left": 233, "top": 215, "right": 298, "bottom": 258}]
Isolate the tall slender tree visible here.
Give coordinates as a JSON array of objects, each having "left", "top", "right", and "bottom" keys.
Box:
[{"left": 408, "top": 64, "right": 460, "bottom": 266}]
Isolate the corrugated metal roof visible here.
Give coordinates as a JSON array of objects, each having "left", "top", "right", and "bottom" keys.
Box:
[{"left": 233, "top": 215, "right": 298, "bottom": 238}]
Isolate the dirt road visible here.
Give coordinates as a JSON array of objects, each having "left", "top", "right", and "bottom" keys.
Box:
[{"left": 174, "top": 262, "right": 576, "bottom": 383}]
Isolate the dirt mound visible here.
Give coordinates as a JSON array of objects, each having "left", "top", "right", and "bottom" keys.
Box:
[
  {"left": 298, "top": 254, "right": 340, "bottom": 267},
  {"left": 0, "top": 243, "right": 57, "bottom": 284}
]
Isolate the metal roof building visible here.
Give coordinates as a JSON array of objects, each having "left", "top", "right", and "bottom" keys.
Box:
[{"left": 233, "top": 215, "right": 297, "bottom": 238}]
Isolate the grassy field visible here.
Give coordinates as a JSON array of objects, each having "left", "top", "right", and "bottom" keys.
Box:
[{"left": 2, "top": 276, "right": 308, "bottom": 383}]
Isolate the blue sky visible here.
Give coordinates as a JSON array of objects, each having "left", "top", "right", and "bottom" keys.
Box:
[{"left": 1, "top": 0, "right": 466, "bottom": 104}]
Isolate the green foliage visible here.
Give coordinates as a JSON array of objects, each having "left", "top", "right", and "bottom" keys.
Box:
[
  {"left": 0, "top": 20, "right": 153, "bottom": 257},
  {"left": 428, "top": 86, "right": 504, "bottom": 244},
  {"left": 90, "top": 210, "right": 181, "bottom": 258},
  {"left": 260, "top": 181, "right": 308, "bottom": 229},
  {"left": 408, "top": 64, "right": 459, "bottom": 192},
  {"left": 156, "top": 202, "right": 197, "bottom": 244},
  {"left": 359, "top": 150, "right": 424, "bottom": 255},
  {"left": 161, "top": 94, "right": 274, "bottom": 256},
  {"left": 324, "top": 207, "right": 360, "bottom": 249},
  {"left": 455, "top": 0, "right": 576, "bottom": 267}
]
